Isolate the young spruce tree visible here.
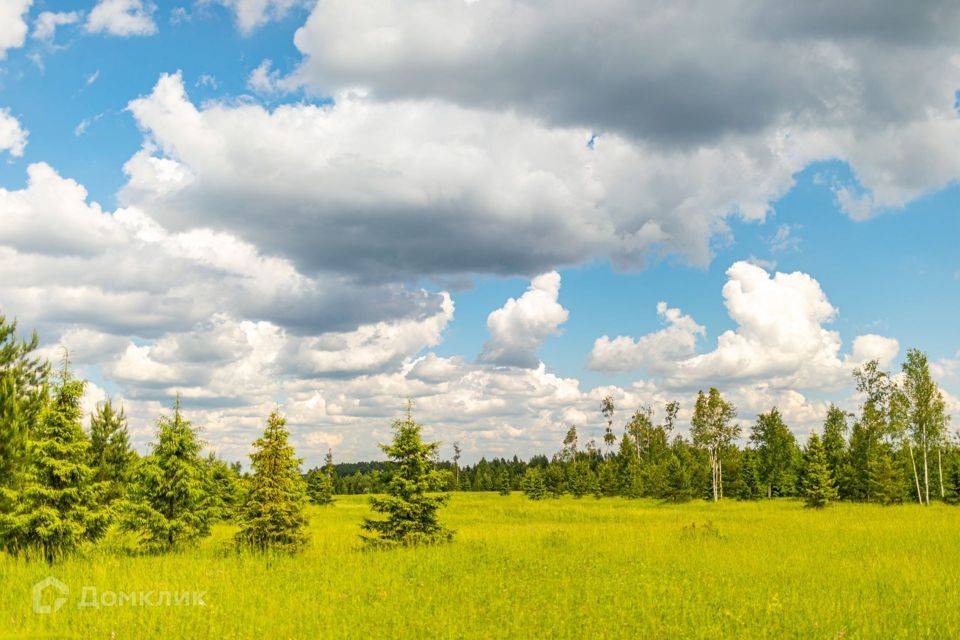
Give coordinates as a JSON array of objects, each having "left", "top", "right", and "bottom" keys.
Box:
[
  {"left": 0, "top": 315, "right": 49, "bottom": 512},
  {"left": 121, "top": 396, "right": 213, "bottom": 552},
  {"left": 89, "top": 399, "right": 137, "bottom": 502},
  {"left": 497, "top": 468, "right": 512, "bottom": 496},
  {"left": 236, "top": 409, "right": 309, "bottom": 552},
  {"left": 0, "top": 358, "right": 109, "bottom": 560},
  {"left": 802, "top": 433, "right": 838, "bottom": 509},
  {"left": 361, "top": 404, "right": 453, "bottom": 547},
  {"left": 306, "top": 449, "right": 336, "bottom": 506},
  {"left": 522, "top": 467, "right": 547, "bottom": 500}
]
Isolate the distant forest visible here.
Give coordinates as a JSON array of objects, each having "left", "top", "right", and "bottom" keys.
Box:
[{"left": 323, "top": 353, "right": 954, "bottom": 507}]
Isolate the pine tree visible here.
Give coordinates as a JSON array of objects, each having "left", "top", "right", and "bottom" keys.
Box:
[
  {"left": 235, "top": 410, "right": 309, "bottom": 552},
  {"left": 89, "top": 399, "right": 137, "bottom": 502},
  {"left": 821, "top": 405, "right": 849, "bottom": 482},
  {"left": 750, "top": 408, "right": 799, "bottom": 498},
  {"left": 522, "top": 468, "right": 547, "bottom": 500},
  {"left": 120, "top": 397, "right": 214, "bottom": 552},
  {"left": 597, "top": 458, "right": 619, "bottom": 497},
  {"left": 617, "top": 433, "right": 643, "bottom": 498},
  {"left": 568, "top": 459, "right": 592, "bottom": 498},
  {"left": 802, "top": 433, "right": 838, "bottom": 509},
  {"left": 544, "top": 463, "right": 567, "bottom": 498},
  {"left": 0, "top": 358, "right": 109, "bottom": 560},
  {"left": 0, "top": 315, "right": 49, "bottom": 512},
  {"left": 945, "top": 459, "right": 960, "bottom": 505},
  {"left": 361, "top": 405, "right": 453, "bottom": 546},
  {"left": 205, "top": 454, "right": 246, "bottom": 521},
  {"left": 306, "top": 450, "right": 336, "bottom": 506},
  {"left": 737, "top": 449, "right": 761, "bottom": 500},
  {"left": 663, "top": 453, "right": 693, "bottom": 503},
  {"left": 496, "top": 468, "right": 512, "bottom": 496},
  {"left": 868, "top": 447, "right": 906, "bottom": 506}
]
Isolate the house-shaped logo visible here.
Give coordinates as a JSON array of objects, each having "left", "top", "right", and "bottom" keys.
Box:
[{"left": 32, "top": 576, "right": 69, "bottom": 615}]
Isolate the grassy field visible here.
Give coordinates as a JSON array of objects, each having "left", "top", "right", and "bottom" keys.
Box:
[{"left": 2, "top": 493, "right": 959, "bottom": 639}]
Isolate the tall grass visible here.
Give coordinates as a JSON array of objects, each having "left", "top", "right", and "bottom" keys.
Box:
[{"left": 2, "top": 494, "right": 959, "bottom": 638}]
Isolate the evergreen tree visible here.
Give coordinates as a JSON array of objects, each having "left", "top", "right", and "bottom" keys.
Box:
[
  {"left": 361, "top": 405, "right": 453, "bottom": 546},
  {"left": 0, "top": 359, "right": 108, "bottom": 560},
  {"left": 737, "top": 449, "right": 762, "bottom": 500},
  {"left": 120, "top": 397, "right": 214, "bottom": 552},
  {"left": 235, "top": 410, "right": 309, "bottom": 552},
  {"left": 544, "top": 463, "right": 567, "bottom": 498},
  {"left": 847, "top": 361, "right": 892, "bottom": 502},
  {"left": 205, "top": 454, "right": 246, "bottom": 521},
  {"left": 0, "top": 315, "right": 49, "bottom": 511},
  {"left": 596, "top": 458, "right": 619, "bottom": 497},
  {"left": 802, "top": 433, "right": 838, "bottom": 509},
  {"left": 945, "top": 459, "right": 960, "bottom": 505},
  {"left": 868, "top": 446, "right": 906, "bottom": 506},
  {"left": 821, "top": 405, "right": 849, "bottom": 477},
  {"left": 88, "top": 399, "right": 137, "bottom": 502},
  {"left": 306, "top": 450, "right": 336, "bottom": 506},
  {"left": 617, "top": 433, "right": 643, "bottom": 498},
  {"left": 568, "top": 459, "right": 592, "bottom": 498},
  {"left": 750, "top": 408, "right": 799, "bottom": 497},
  {"left": 497, "top": 468, "right": 512, "bottom": 496},
  {"left": 521, "top": 468, "right": 546, "bottom": 500},
  {"left": 663, "top": 453, "right": 693, "bottom": 503}
]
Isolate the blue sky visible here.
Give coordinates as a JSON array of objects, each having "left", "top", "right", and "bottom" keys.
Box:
[{"left": 0, "top": 0, "right": 958, "bottom": 464}]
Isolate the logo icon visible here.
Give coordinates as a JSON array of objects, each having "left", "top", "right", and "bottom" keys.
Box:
[{"left": 32, "top": 577, "right": 69, "bottom": 615}]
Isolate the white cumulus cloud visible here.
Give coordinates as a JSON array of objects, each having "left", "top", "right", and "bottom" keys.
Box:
[
  {"left": 589, "top": 261, "right": 900, "bottom": 391},
  {"left": 86, "top": 0, "right": 157, "bottom": 37},
  {"left": 479, "top": 272, "right": 569, "bottom": 368}
]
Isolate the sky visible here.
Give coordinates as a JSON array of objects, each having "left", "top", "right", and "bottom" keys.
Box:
[{"left": 0, "top": 0, "right": 958, "bottom": 466}]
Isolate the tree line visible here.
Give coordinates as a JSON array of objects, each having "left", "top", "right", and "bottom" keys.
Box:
[
  {"left": 0, "top": 315, "right": 450, "bottom": 560},
  {"left": 328, "top": 353, "right": 955, "bottom": 510},
  {"left": 1, "top": 311, "right": 955, "bottom": 560}
]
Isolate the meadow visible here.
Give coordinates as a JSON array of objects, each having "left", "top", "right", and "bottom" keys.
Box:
[{"left": 2, "top": 493, "right": 959, "bottom": 639}]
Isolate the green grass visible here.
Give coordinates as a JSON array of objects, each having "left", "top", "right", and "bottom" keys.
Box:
[{"left": 3, "top": 494, "right": 960, "bottom": 639}]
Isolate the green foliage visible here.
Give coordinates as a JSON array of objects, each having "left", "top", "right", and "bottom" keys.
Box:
[
  {"left": 89, "top": 400, "right": 137, "bottom": 502},
  {"left": 567, "top": 459, "right": 593, "bottom": 498},
  {"left": 750, "top": 407, "right": 800, "bottom": 498},
  {"left": 617, "top": 434, "right": 643, "bottom": 498},
  {"left": 945, "top": 459, "right": 960, "bottom": 505},
  {"left": 802, "top": 433, "right": 838, "bottom": 509},
  {"left": 868, "top": 446, "right": 906, "bottom": 506},
  {"left": 306, "top": 450, "right": 336, "bottom": 506},
  {"left": 902, "top": 349, "right": 949, "bottom": 505},
  {"left": 691, "top": 388, "right": 738, "bottom": 501},
  {"left": 663, "top": 446, "right": 694, "bottom": 503},
  {"left": 544, "top": 463, "right": 567, "bottom": 498},
  {"left": 736, "top": 449, "right": 761, "bottom": 501},
  {"left": 596, "top": 458, "right": 619, "bottom": 498},
  {"left": 360, "top": 408, "right": 453, "bottom": 547},
  {"left": 496, "top": 469, "right": 512, "bottom": 496},
  {"left": 235, "top": 410, "right": 309, "bottom": 552},
  {"left": 0, "top": 360, "right": 109, "bottom": 560},
  {"left": 521, "top": 468, "right": 546, "bottom": 500},
  {"left": 205, "top": 454, "right": 246, "bottom": 521},
  {"left": 120, "top": 397, "right": 214, "bottom": 552},
  {"left": 0, "top": 315, "right": 49, "bottom": 510}
]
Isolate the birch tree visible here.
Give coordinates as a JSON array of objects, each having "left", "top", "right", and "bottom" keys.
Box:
[
  {"left": 902, "top": 349, "right": 949, "bottom": 504},
  {"left": 690, "top": 388, "right": 738, "bottom": 501}
]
